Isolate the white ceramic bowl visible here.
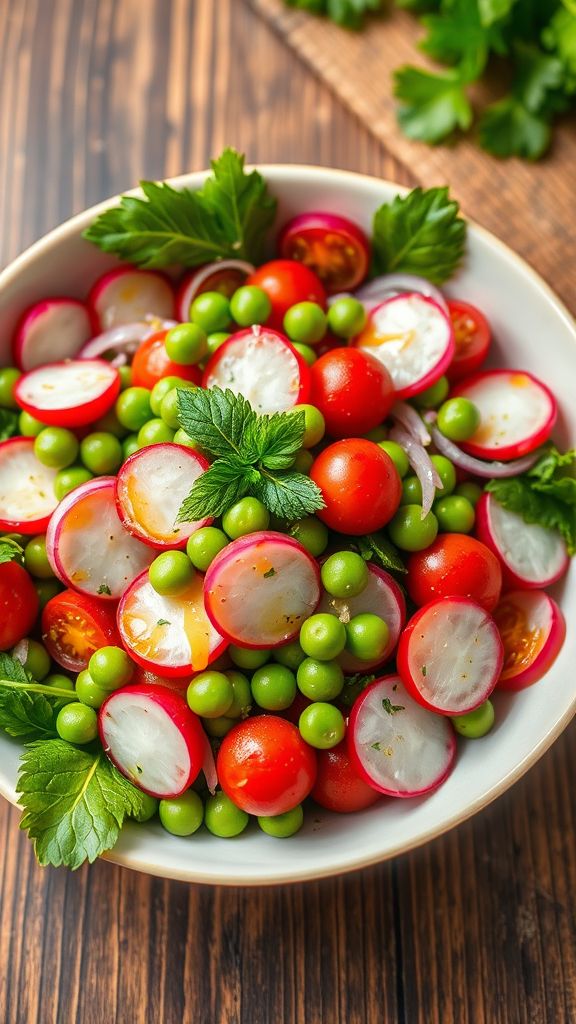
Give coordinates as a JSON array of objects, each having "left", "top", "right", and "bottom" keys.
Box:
[{"left": 0, "top": 167, "right": 574, "bottom": 885}]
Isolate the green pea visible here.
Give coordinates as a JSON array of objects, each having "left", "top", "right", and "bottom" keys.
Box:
[
  {"left": 56, "top": 702, "right": 98, "bottom": 744},
  {"left": 250, "top": 664, "right": 297, "bottom": 711},
  {"left": 165, "top": 322, "right": 207, "bottom": 365},
  {"left": 206, "top": 332, "right": 230, "bottom": 357},
  {"left": 24, "top": 536, "right": 54, "bottom": 579},
  {"left": 34, "top": 427, "right": 79, "bottom": 469},
  {"left": 327, "top": 297, "right": 367, "bottom": 339},
  {"left": 222, "top": 497, "right": 270, "bottom": 538},
  {"left": 159, "top": 790, "right": 204, "bottom": 836},
  {"left": 116, "top": 387, "right": 153, "bottom": 431},
  {"left": 291, "top": 343, "right": 317, "bottom": 366},
  {"left": 92, "top": 408, "right": 129, "bottom": 438},
  {"left": 411, "top": 375, "right": 450, "bottom": 409},
  {"left": 455, "top": 481, "right": 483, "bottom": 507},
  {"left": 296, "top": 657, "right": 344, "bottom": 701},
  {"left": 400, "top": 475, "right": 422, "bottom": 506},
  {"left": 437, "top": 398, "right": 481, "bottom": 442},
  {"left": 122, "top": 435, "right": 140, "bottom": 460},
  {"left": 273, "top": 640, "right": 306, "bottom": 671},
  {"left": 159, "top": 388, "right": 182, "bottom": 429},
  {"left": 288, "top": 516, "right": 328, "bottom": 557},
  {"left": 150, "top": 376, "right": 188, "bottom": 416},
  {"left": 132, "top": 792, "right": 159, "bottom": 823},
  {"left": 118, "top": 366, "right": 132, "bottom": 391},
  {"left": 230, "top": 285, "right": 272, "bottom": 327},
  {"left": 289, "top": 404, "right": 325, "bottom": 448},
  {"left": 451, "top": 700, "right": 495, "bottom": 738},
  {"left": 44, "top": 673, "right": 75, "bottom": 704},
  {"left": 88, "top": 645, "right": 134, "bottom": 691},
  {"left": 258, "top": 805, "right": 304, "bottom": 837},
  {"left": 225, "top": 671, "right": 253, "bottom": 719},
  {"left": 137, "top": 418, "right": 175, "bottom": 447},
  {"left": 293, "top": 449, "right": 314, "bottom": 474},
  {"left": 388, "top": 505, "right": 439, "bottom": 552},
  {"left": 204, "top": 791, "right": 249, "bottom": 837},
  {"left": 434, "top": 495, "right": 475, "bottom": 534},
  {"left": 378, "top": 440, "right": 409, "bottom": 478},
  {"left": 19, "top": 410, "right": 45, "bottom": 437},
  {"left": 186, "top": 671, "right": 234, "bottom": 718},
  {"left": 75, "top": 669, "right": 109, "bottom": 709},
  {"left": 283, "top": 302, "right": 327, "bottom": 346},
  {"left": 19, "top": 638, "right": 51, "bottom": 680},
  {"left": 364, "top": 425, "right": 387, "bottom": 442},
  {"left": 186, "top": 527, "right": 228, "bottom": 571},
  {"left": 298, "top": 702, "right": 345, "bottom": 749},
  {"left": 149, "top": 550, "right": 194, "bottom": 596},
  {"left": 173, "top": 428, "right": 198, "bottom": 449},
  {"left": 0, "top": 367, "right": 21, "bottom": 409},
  {"left": 190, "top": 292, "right": 232, "bottom": 333},
  {"left": 54, "top": 466, "right": 94, "bottom": 501},
  {"left": 345, "top": 613, "right": 389, "bottom": 661},
  {"left": 203, "top": 716, "right": 236, "bottom": 738},
  {"left": 431, "top": 454, "right": 457, "bottom": 497},
  {"left": 320, "top": 551, "right": 369, "bottom": 599},
  {"left": 80, "top": 432, "right": 123, "bottom": 474},
  {"left": 34, "top": 578, "right": 62, "bottom": 609},
  {"left": 299, "top": 614, "right": 346, "bottom": 661},
  {"left": 229, "top": 645, "right": 270, "bottom": 670}
]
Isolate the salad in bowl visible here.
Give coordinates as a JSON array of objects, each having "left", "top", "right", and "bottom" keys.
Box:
[{"left": 0, "top": 152, "right": 573, "bottom": 884}]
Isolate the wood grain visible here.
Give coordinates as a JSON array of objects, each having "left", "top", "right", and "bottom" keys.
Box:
[{"left": 0, "top": 2, "right": 575, "bottom": 1023}]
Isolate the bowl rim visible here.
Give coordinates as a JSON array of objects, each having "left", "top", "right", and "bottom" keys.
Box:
[{"left": 0, "top": 164, "right": 574, "bottom": 885}]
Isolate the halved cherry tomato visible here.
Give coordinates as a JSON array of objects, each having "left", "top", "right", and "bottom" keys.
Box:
[
  {"left": 246, "top": 260, "right": 326, "bottom": 331},
  {"left": 311, "top": 741, "right": 380, "bottom": 813},
  {"left": 0, "top": 562, "right": 39, "bottom": 650},
  {"left": 446, "top": 300, "right": 491, "bottom": 383},
  {"left": 310, "top": 439, "right": 402, "bottom": 534},
  {"left": 130, "top": 331, "right": 202, "bottom": 390},
  {"left": 407, "top": 534, "right": 502, "bottom": 612},
  {"left": 310, "top": 347, "right": 395, "bottom": 438},
  {"left": 42, "top": 589, "right": 121, "bottom": 672},
  {"left": 493, "top": 590, "right": 566, "bottom": 691},
  {"left": 278, "top": 213, "right": 370, "bottom": 294}
]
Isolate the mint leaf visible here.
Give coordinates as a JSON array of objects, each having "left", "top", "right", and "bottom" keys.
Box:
[
  {"left": 251, "top": 471, "right": 325, "bottom": 520},
  {"left": 372, "top": 185, "right": 467, "bottom": 285},
  {"left": 246, "top": 410, "right": 306, "bottom": 470},
  {"left": 351, "top": 532, "right": 407, "bottom": 574},
  {"left": 0, "top": 536, "right": 24, "bottom": 566},
  {"left": 486, "top": 446, "right": 576, "bottom": 553},
  {"left": 0, "top": 408, "right": 19, "bottom": 442},
  {"left": 18, "top": 741, "right": 145, "bottom": 869},
  {"left": 83, "top": 149, "right": 277, "bottom": 269},
  {"left": 177, "top": 386, "right": 257, "bottom": 459},
  {"left": 177, "top": 456, "right": 254, "bottom": 521},
  {"left": 395, "top": 67, "right": 473, "bottom": 143}
]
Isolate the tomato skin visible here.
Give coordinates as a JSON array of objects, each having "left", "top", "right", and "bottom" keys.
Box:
[
  {"left": 310, "top": 439, "right": 402, "bottom": 535},
  {"left": 311, "top": 741, "right": 380, "bottom": 813},
  {"left": 131, "top": 331, "right": 202, "bottom": 390},
  {"left": 407, "top": 534, "right": 502, "bottom": 612},
  {"left": 278, "top": 213, "right": 370, "bottom": 294},
  {"left": 246, "top": 260, "right": 327, "bottom": 331},
  {"left": 217, "top": 715, "right": 317, "bottom": 816},
  {"left": 0, "top": 562, "right": 39, "bottom": 650},
  {"left": 446, "top": 300, "right": 491, "bottom": 383},
  {"left": 310, "top": 348, "right": 395, "bottom": 438},
  {"left": 42, "top": 589, "right": 121, "bottom": 672}
]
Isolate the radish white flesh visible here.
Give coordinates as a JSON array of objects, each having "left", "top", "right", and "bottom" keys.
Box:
[
  {"left": 202, "top": 327, "right": 311, "bottom": 413},
  {"left": 89, "top": 268, "right": 175, "bottom": 330},
  {"left": 355, "top": 293, "right": 454, "bottom": 399},
  {"left": 0, "top": 437, "right": 59, "bottom": 533},
  {"left": 13, "top": 298, "right": 95, "bottom": 371},
  {"left": 476, "top": 492, "right": 568, "bottom": 588},
  {"left": 118, "top": 569, "right": 227, "bottom": 677},
  {"left": 15, "top": 359, "right": 120, "bottom": 428},
  {"left": 176, "top": 261, "right": 254, "bottom": 321},
  {"left": 317, "top": 563, "right": 405, "bottom": 671},
  {"left": 46, "top": 477, "right": 155, "bottom": 598},
  {"left": 99, "top": 684, "right": 205, "bottom": 797},
  {"left": 493, "top": 590, "right": 566, "bottom": 691},
  {"left": 115, "top": 443, "right": 211, "bottom": 549},
  {"left": 397, "top": 597, "right": 503, "bottom": 715},
  {"left": 348, "top": 674, "right": 456, "bottom": 797},
  {"left": 452, "top": 370, "right": 557, "bottom": 460},
  {"left": 204, "top": 531, "right": 321, "bottom": 648}
]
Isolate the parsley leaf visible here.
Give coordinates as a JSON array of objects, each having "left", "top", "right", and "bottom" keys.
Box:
[
  {"left": 83, "top": 149, "right": 277, "bottom": 269},
  {"left": 340, "top": 672, "right": 376, "bottom": 709},
  {"left": 0, "top": 408, "right": 19, "bottom": 442},
  {"left": 351, "top": 532, "right": 407, "bottom": 574},
  {"left": 0, "top": 655, "right": 59, "bottom": 740},
  {"left": 477, "top": 0, "right": 517, "bottom": 28},
  {"left": 284, "top": 0, "right": 383, "bottom": 29},
  {"left": 394, "top": 67, "right": 473, "bottom": 143},
  {"left": 18, "top": 741, "right": 145, "bottom": 869},
  {"left": 372, "top": 186, "right": 467, "bottom": 284},
  {"left": 382, "top": 697, "right": 405, "bottom": 714},
  {"left": 478, "top": 99, "right": 552, "bottom": 159},
  {"left": 0, "top": 536, "right": 24, "bottom": 566}
]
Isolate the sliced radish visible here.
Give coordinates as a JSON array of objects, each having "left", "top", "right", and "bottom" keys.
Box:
[
  {"left": 99, "top": 684, "right": 205, "bottom": 798},
  {"left": 202, "top": 326, "right": 311, "bottom": 413},
  {"left": 176, "top": 260, "right": 254, "bottom": 321},
  {"left": 88, "top": 267, "right": 175, "bottom": 330},
  {"left": 493, "top": 590, "right": 566, "bottom": 692},
  {"left": 0, "top": 437, "right": 59, "bottom": 533},
  {"left": 397, "top": 596, "right": 504, "bottom": 716},
  {"left": 115, "top": 443, "right": 212, "bottom": 550},
  {"left": 317, "top": 563, "right": 405, "bottom": 671},
  {"left": 347, "top": 674, "right": 456, "bottom": 797},
  {"left": 15, "top": 359, "right": 120, "bottom": 428},
  {"left": 118, "top": 569, "right": 227, "bottom": 677},
  {"left": 12, "top": 298, "right": 96, "bottom": 371},
  {"left": 475, "top": 492, "right": 569, "bottom": 588},
  {"left": 353, "top": 274, "right": 448, "bottom": 315},
  {"left": 451, "top": 370, "right": 557, "bottom": 460},
  {"left": 204, "top": 531, "right": 321, "bottom": 648},
  {"left": 354, "top": 293, "right": 455, "bottom": 399},
  {"left": 46, "top": 477, "right": 155, "bottom": 599}
]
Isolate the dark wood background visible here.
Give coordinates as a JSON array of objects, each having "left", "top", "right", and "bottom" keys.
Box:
[{"left": 1, "top": 2, "right": 575, "bottom": 1022}]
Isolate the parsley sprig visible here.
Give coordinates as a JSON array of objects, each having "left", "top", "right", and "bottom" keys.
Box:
[
  {"left": 371, "top": 186, "right": 466, "bottom": 284},
  {"left": 176, "top": 387, "right": 325, "bottom": 522}
]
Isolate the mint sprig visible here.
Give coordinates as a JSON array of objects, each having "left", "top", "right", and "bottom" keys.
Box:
[{"left": 176, "top": 387, "right": 324, "bottom": 522}]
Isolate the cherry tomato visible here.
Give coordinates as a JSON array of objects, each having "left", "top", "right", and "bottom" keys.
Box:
[
  {"left": 41, "top": 589, "right": 121, "bottom": 672},
  {"left": 310, "top": 439, "right": 402, "bottom": 535},
  {"left": 246, "top": 260, "right": 326, "bottom": 331},
  {"left": 310, "top": 348, "right": 395, "bottom": 438},
  {"left": 311, "top": 741, "right": 380, "bottom": 813},
  {"left": 131, "top": 331, "right": 202, "bottom": 390},
  {"left": 216, "top": 715, "right": 317, "bottom": 816},
  {"left": 278, "top": 213, "right": 370, "bottom": 294},
  {"left": 406, "top": 534, "right": 502, "bottom": 612},
  {"left": 0, "top": 562, "right": 39, "bottom": 650},
  {"left": 446, "top": 300, "right": 491, "bottom": 383}
]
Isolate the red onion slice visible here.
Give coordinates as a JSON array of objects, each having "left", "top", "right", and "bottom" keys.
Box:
[
  {"left": 391, "top": 401, "right": 431, "bottom": 446},
  {"left": 389, "top": 424, "right": 442, "bottom": 517},
  {"left": 201, "top": 733, "right": 218, "bottom": 795},
  {"left": 354, "top": 274, "right": 449, "bottom": 314},
  {"left": 428, "top": 420, "right": 541, "bottom": 479},
  {"left": 78, "top": 317, "right": 178, "bottom": 361}
]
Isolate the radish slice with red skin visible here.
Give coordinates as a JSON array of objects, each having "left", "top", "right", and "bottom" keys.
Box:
[
  {"left": 88, "top": 267, "right": 175, "bottom": 330},
  {"left": 452, "top": 370, "right": 557, "bottom": 461},
  {"left": 316, "top": 562, "right": 406, "bottom": 671},
  {"left": 202, "top": 327, "right": 311, "bottom": 413},
  {"left": 99, "top": 684, "right": 205, "bottom": 798},
  {"left": 347, "top": 674, "right": 456, "bottom": 797},
  {"left": 0, "top": 437, "right": 59, "bottom": 533},
  {"left": 353, "top": 274, "right": 448, "bottom": 315},
  {"left": 176, "top": 260, "right": 254, "bottom": 321},
  {"left": 46, "top": 477, "right": 155, "bottom": 599},
  {"left": 493, "top": 590, "right": 566, "bottom": 692},
  {"left": 475, "top": 492, "right": 569, "bottom": 588},
  {"left": 204, "top": 531, "right": 321, "bottom": 648},
  {"left": 118, "top": 569, "right": 228, "bottom": 678},
  {"left": 397, "top": 596, "right": 504, "bottom": 716},
  {"left": 12, "top": 298, "right": 96, "bottom": 371},
  {"left": 115, "top": 443, "right": 212, "bottom": 550},
  {"left": 354, "top": 293, "right": 455, "bottom": 399},
  {"left": 15, "top": 359, "right": 120, "bottom": 428}
]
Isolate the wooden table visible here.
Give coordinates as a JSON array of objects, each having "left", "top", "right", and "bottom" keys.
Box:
[{"left": 1, "top": 2, "right": 575, "bottom": 1021}]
